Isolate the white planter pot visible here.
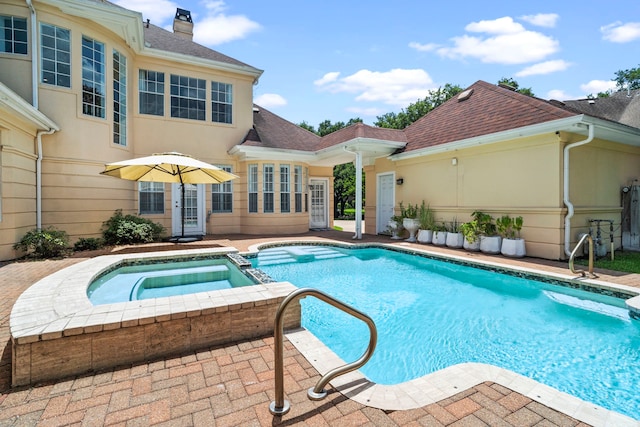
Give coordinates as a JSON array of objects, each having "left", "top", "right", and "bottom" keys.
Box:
[
  {"left": 432, "top": 231, "right": 448, "bottom": 246},
  {"left": 446, "top": 232, "right": 464, "bottom": 248},
  {"left": 480, "top": 236, "right": 502, "bottom": 254},
  {"left": 417, "top": 229, "right": 433, "bottom": 244},
  {"left": 388, "top": 220, "right": 402, "bottom": 240},
  {"left": 501, "top": 238, "right": 526, "bottom": 258},
  {"left": 463, "top": 239, "right": 480, "bottom": 251},
  {"left": 403, "top": 218, "right": 420, "bottom": 243}
]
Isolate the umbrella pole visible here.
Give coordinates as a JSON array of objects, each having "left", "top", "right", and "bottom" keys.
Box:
[{"left": 181, "top": 183, "right": 185, "bottom": 238}]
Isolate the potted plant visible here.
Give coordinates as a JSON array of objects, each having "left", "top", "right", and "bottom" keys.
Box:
[
  {"left": 387, "top": 215, "right": 404, "bottom": 240},
  {"left": 472, "top": 211, "right": 501, "bottom": 254},
  {"left": 498, "top": 215, "right": 526, "bottom": 257},
  {"left": 460, "top": 220, "right": 481, "bottom": 251},
  {"left": 417, "top": 201, "right": 435, "bottom": 244},
  {"left": 445, "top": 218, "right": 464, "bottom": 248},
  {"left": 431, "top": 221, "right": 448, "bottom": 246},
  {"left": 401, "top": 202, "right": 420, "bottom": 243}
]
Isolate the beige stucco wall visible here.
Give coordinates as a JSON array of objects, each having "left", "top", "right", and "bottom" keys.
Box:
[
  {"left": 367, "top": 133, "right": 640, "bottom": 260},
  {"left": 0, "top": 110, "right": 39, "bottom": 260}
]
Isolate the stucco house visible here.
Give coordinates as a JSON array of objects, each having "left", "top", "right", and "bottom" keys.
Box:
[{"left": 1, "top": 0, "right": 639, "bottom": 262}]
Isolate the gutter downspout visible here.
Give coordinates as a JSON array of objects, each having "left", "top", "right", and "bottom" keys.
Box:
[
  {"left": 563, "top": 123, "right": 594, "bottom": 257},
  {"left": 26, "top": 0, "right": 38, "bottom": 108},
  {"left": 36, "top": 128, "right": 56, "bottom": 229},
  {"left": 344, "top": 147, "right": 363, "bottom": 239}
]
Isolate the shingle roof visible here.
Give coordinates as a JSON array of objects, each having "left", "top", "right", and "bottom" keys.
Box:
[
  {"left": 562, "top": 89, "right": 640, "bottom": 130},
  {"left": 142, "top": 23, "right": 257, "bottom": 70},
  {"left": 242, "top": 105, "right": 321, "bottom": 150},
  {"left": 402, "top": 80, "right": 577, "bottom": 152},
  {"left": 317, "top": 123, "right": 406, "bottom": 150}
]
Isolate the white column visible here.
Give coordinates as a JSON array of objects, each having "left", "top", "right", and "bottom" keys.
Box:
[{"left": 354, "top": 151, "right": 363, "bottom": 240}]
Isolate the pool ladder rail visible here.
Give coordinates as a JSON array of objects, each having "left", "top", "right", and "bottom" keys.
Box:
[
  {"left": 569, "top": 233, "right": 598, "bottom": 278},
  {"left": 269, "top": 288, "right": 378, "bottom": 416}
]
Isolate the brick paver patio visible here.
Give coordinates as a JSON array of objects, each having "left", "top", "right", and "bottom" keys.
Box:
[{"left": 2, "top": 228, "right": 638, "bottom": 426}]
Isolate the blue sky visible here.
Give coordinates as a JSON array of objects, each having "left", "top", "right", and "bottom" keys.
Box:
[{"left": 116, "top": 0, "right": 640, "bottom": 127}]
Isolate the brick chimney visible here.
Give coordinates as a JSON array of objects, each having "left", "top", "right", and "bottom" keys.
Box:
[{"left": 173, "top": 8, "right": 193, "bottom": 40}]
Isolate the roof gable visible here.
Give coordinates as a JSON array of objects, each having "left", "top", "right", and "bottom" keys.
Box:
[
  {"left": 403, "top": 80, "right": 577, "bottom": 152},
  {"left": 563, "top": 90, "right": 640, "bottom": 130},
  {"left": 243, "top": 106, "right": 321, "bottom": 150}
]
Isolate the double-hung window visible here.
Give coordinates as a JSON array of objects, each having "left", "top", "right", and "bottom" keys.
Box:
[
  {"left": 81, "top": 36, "right": 105, "bottom": 118},
  {"left": 248, "top": 164, "right": 258, "bottom": 213},
  {"left": 263, "top": 164, "right": 274, "bottom": 213},
  {"left": 40, "top": 23, "right": 70, "bottom": 87},
  {"left": 294, "top": 166, "right": 303, "bottom": 213},
  {"left": 170, "top": 74, "right": 205, "bottom": 120},
  {"left": 113, "top": 50, "right": 127, "bottom": 146},
  {"left": 212, "top": 165, "right": 233, "bottom": 213},
  {"left": 280, "top": 164, "right": 290, "bottom": 213},
  {"left": 0, "top": 15, "right": 27, "bottom": 55},
  {"left": 211, "top": 81, "right": 232, "bottom": 124},
  {"left": 139, "top": 70, "right": 164, "bottom": 116},
  {"left": 139, "top": 182, "right": 164, "bottom": 214}
]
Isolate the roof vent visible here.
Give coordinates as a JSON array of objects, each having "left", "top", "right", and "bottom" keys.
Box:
[
  {"left": 588, "top": 99, "right": 596, "bottom": 104},
  {"left": 457, "top": 88, "right": 474, "bottom": 102},
  {"left": 253, "top": 107, "right": 260, "bottom": 113}
]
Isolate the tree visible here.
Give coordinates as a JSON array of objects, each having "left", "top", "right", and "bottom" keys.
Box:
[
  {"left": 374, "top": 83, "right": 463, "bottom": 129},
  {"left": 614, "top": 65, "right": 640, "bottom": 91},
  {"left": 497, "top": 77, "right": 535, "bottom": 97}
]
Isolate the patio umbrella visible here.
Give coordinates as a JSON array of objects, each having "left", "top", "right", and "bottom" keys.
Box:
[{"left": 101, "top": 152, "right": 238, "bottom": 238}]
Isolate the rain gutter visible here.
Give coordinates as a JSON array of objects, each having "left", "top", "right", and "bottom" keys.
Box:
[{"left": 563, "top": 123, "right": 594, "bottom": 257}]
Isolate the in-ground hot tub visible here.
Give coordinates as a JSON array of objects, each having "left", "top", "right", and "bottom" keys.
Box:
[{"left": 10, "top": 248, "right": 300, "bottom": 386}]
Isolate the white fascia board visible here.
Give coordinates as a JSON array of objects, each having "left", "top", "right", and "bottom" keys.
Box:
[
  {"left": 142, "top": 48, "right": 263, "bottom": 82},
  {"left": 45, "top": 0, "right": 145, "bottom": 51},
  {"left": 228, "top": 145, "right": 316, "bottom": 162},
  {"left": 0, "top": 83, "right": 59, "bottom": 130},
  {"left": 389, "top": 116, "right": 588, "bottom": 161},
  {"left": 315, "top": 138, "right": 406, "bottom": 161}
]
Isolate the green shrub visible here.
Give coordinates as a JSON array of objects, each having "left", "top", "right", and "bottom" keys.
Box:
[
  {"left": 102, "top": 209, "right": 164, "bottom": 245},
  {"left": 73, "top": 237, "right": 104, "bottom": 251},
  {"left": 14, "top": 227, "right": 69, "bottom": 259}
]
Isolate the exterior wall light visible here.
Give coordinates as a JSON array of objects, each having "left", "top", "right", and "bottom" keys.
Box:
[{"left": 396, "top": 178, "right": 404, "bottom": 185}]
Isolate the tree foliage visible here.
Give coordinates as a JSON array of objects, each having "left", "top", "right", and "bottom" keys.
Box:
[
  {"left": 497, "top": 77, "right": 535, "bottom": 97},
  {"left": 614, "top": 65, "right": 640, "bottom": 91},
  {"left": 374, "top": 83, "right": 463, "bottom": 130}
]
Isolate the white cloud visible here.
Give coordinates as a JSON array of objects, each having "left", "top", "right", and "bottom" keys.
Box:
[
  {"left": 601, "top": 22, "right": 640, "bottom": 43},
  {"left": 519, "top": 13, "right": 559, "bottom": 28},
  {"left": 408, "top": 42, "right": 439, "bottom": 52},
  {"left": 315, "top": 68, "right": 436, "bottom": 106},
  {"left": 194, "top": 14, "right": 261, "bottom": 45},
  {"left": 515, "top": 59, "right": 571, "bottom": 77},
  {"left": 465, "top": 16, "right": 525, "bottom": 34},
  {"left": 346, "top": 106, "right": 386, "bottom": 117},
  {"left": 254, "top": 93, "right": 287, "bottom": 108},
  {"left": 546, "top": 89, "right": 573, "bottom": 100},
  {"left": 314, "top": 72, "right": 340, "bottom": 86},
  {"left": 580, "top": 80, "right": 617, "bottom": 95},
  {"left": 436, "top": 17, "right": 559, "bottom": 64},
  {"left": 113, "top": 0, "right": 177, "bottom": 24}
]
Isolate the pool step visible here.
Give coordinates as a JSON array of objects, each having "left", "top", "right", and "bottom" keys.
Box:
[{"left": 257, "top": 246, "right": 348, "bottom": 265}]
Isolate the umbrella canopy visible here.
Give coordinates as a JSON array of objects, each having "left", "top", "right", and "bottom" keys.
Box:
[
  {"left": 101, "top": 152, "right": 238, "bottom": 184},
  {"left": 101, "top": 152, "right": 238, "bottom": 238}
]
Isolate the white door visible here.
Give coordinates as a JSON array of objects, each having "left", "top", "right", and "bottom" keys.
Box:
[
  {"left": 309, "top": 179, "right": 328, "bottom": 229},
  {"left": 377, "top": 173, "right": 395, "bottom": 233},
  {"left": 171, "top": 183, "right": 205, "bottom": 236}
]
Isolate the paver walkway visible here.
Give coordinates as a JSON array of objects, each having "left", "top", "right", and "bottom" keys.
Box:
[{"left": 1, "top": 228, "right": 638, "bottom": 426}]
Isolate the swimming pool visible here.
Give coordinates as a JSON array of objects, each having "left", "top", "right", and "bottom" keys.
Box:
[
  {"left": 88, "top": 258, "right": 256, "bottom": 305},
  {"left": 253, "top": 245, "right": 640, "bottom": 421}
]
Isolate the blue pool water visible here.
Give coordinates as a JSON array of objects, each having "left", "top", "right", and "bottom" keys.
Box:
[
  {"left": 87, "top": 258, "right": 254, "bottom": 305},
  {"left": 253, "top": 245, "right": 640, "bottom": 420}
]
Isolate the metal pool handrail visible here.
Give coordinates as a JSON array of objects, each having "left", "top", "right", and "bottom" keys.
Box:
[
  {"left": 569, "top": 233, "right": 597, "bottom": 278},
  {"left": 269, "top": 287, "right": 378, "bottom": 416}
]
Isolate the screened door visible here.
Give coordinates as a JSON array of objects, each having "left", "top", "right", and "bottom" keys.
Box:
[
  {"left": 171, "top": 183, "right": 205, "bottom": 236},
  {"left": 377, "top": 173, "right": 395, "bottom": 233}
]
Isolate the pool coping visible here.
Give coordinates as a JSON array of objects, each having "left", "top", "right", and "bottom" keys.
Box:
[{"left": 247, "top": 240, "right": 640, "bottom": 426}]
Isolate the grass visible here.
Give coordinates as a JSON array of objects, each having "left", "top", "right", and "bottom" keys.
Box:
[{"left": 575, "top": 250, "right": 640, "bottom": 273}]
